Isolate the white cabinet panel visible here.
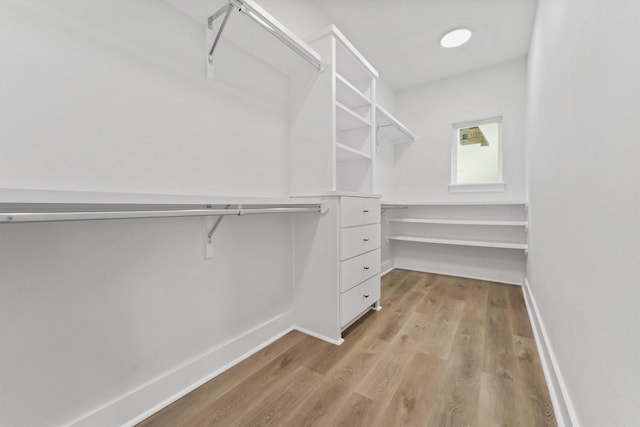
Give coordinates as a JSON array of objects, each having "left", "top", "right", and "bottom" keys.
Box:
[
  {"left": 340, "top": 224, "right": 380, "bottom": 260},
  {"left": 339, "top": 249, "right": 380, "bottom": 293},
  {"left": 340, "top": 197, "right": 380, "bottom": 227},
  {"left": 340, "top": 275, "right": 381, "bottom": 328}
]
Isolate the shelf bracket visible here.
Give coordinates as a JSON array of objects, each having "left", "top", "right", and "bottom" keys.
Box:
[
  {"left": 206, "top": 3, "right": 234, "bottom": 79},
  {"left": 205, "top": 204, "right": 232, "bottom": 259}
]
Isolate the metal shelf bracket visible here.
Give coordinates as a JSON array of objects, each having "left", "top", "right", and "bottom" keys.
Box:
[{"left": 206, "top": 3, "right": 234, "bottom": 79}]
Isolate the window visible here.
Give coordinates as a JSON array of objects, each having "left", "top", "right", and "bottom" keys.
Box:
[{"left": 450, "top": 116, "right": 504, "bottom": 192}]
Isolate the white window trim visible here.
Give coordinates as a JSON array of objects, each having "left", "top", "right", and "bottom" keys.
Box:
[{"left": 450, "top": 115, "right": 504, "bottom": 192}]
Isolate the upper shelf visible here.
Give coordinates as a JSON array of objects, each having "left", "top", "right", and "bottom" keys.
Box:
[
  {"left": 336, "top": 102, "right": 371, "bottom": 131},
  {"left": 308, "top": 25, "right": 377, "bottom": 94},
  {"left": 336, "top": 73, "right": 371, "bottom": 109},
  {"left": 168, "top": 0, "right": 324, "bottom": 77},
  {"left": 0, "top": 188, "right": 321, "bottom": 206},
  {"left": 376, "top": 105, "right": 416, "bottom": 144},
  {"left": 0, "top": 189, "right": 323, "bottom": 223}
]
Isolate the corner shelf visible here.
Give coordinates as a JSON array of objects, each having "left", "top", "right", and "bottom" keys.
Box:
[
  {"left": 376, "top": 105, "right": 415, "bottom": 144},
  {"left": 388, "top": 235, "right": 528, "bottom": 251}
]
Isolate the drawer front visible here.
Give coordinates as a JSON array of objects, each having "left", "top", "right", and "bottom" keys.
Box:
[
  {"left": 340, "top": 224, "right": 380, "bottom": 260},
  {"left": 340, "top": 197, "right": 381, "bottom": 227},
  {"left": 340, "top": 275, "right": 381, "bottom": 328},
  {"left": 340, "top": 249, "right": 380, "bottom": 293}
]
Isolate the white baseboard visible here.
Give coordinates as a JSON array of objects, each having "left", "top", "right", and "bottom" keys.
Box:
[
  {"left": 381, "top": 259, "right": 394, "bottom": 275},
  {"left": 393, "top": 262, "right": 523, "bottom": 286},
  {"left": 522, "top": 277, "right": 579, "bottom": 427},
  {"left": 293, "top": 325, "right": 344, "bottom": 346},
  {"left": 66, "top": 311, "right": 295, "bottom": 427}
]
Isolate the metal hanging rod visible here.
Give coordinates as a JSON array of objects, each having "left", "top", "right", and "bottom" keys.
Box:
[
  {"left": 207, "top": 0, "right": 325, "bottom": 72},
  {"left": 0, "top": 206, "right": 322, "bottom": 224}
]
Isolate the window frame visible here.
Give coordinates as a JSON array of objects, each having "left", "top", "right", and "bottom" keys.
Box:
[{"left": 449, "top": 115, "right": 505, "bottom": 193}]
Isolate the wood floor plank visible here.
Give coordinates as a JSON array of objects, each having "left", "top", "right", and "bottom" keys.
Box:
[
  {"left": 231, "top": 366, "right": 323, "bottom": 427},
  {"left": 482, "top": 302, "right": 515, "bottom": 375},
  {"left": 138, "top": 330, "right": 307, "bottom": 426},
  {"left": 424, "top": 332, "right": 483, "bottom": 426},
  {"left": 513, "top": 336, "right": 557, "bottom": 426},
  {"left": 507, "top": 285, "right": 535, "bottom": 338},
  {"left": 378, "top": 352, "right": 442, "bottom": 426},
  {"left": 328, "top": 392, "right": 380, "bottom": 427},
  {"left": 185, "top": 337, "right": 328, "bottom": 426},
  {"left": 355, "top": 332, "right": 414, "bottom": 404},
  {"left": 138, "top": 271, "right": 556, "bottom": 427},
  {"left": 418, "top": 296, "right": 465, "bottom": 360},
  {"left": 456, "top": 280, "right": 489, "bottom": 337},
  {"left": 478, "top": 371, "right": 527, "bottom": 426},
  {"left": 286, "top": 350, "right": 380, "bottom": 426}
]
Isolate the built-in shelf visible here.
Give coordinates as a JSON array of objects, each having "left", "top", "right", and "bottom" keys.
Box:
[
  {"left": 388, "top": 235, "right": 528, "bottom": 250},
  {"left": 389, "top": 218, "right": 528, "bottom": 227},
  {"left": 336, "top": 102, "right": 370, "bottom": 131},
  {"left": 336, "top": 74, "right": 370, "bottom": 109},
  {"left": 376, "top": 105, "right": 415, "bottom": 144},
  {"left": 336, "top": 143, "right": 371, "bottom": 162},
  {"left": 382, "top": 201, "right": 528, "bottom": 207}
]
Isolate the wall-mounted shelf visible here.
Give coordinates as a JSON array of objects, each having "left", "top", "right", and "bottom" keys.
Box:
[
  {"left": 388, "top": 235, "right": 528, "bottom": 250},
  {"left": 336, "top": 102, "right": 371, "bottom": 131},
  {"left": 0, "top": 188, "right": 323, "bottom": 223},
  {"left": 336, "top": 143, "right": 371, "bottom": 162},
  {"left": 336, "top": 74, "right": 370, "bottom": 109},
  {"left": 203, "top": 0, "right": 325, "bottom": 79},
  {"left": 389, "top": 218, "right": 528, "bottom": 227},
  {"left": 382, "top": 201, "right": 527, "bottom": 207},
  {"left": 376, "top": 105, "right": 415, "bottom": 144}
]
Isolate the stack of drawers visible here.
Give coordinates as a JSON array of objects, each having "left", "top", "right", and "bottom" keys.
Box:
[{"left": 338, "top": 196, "right": 381, "bottom": 328}]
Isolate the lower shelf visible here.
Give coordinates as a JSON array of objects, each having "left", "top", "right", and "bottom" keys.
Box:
[{"left": 388, "top": 235, "right": 528, "bottom": 250}]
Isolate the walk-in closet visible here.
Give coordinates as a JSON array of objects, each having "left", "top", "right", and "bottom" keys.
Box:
[{"left": 1, "top": 0, "right": 638, "bottom": 426}]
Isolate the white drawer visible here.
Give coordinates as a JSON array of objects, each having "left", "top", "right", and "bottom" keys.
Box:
[
  {"left": 340, "top": 275, "right": 380, "bottom": 328},
  {"left": 340, "top": 197, "right": 380, "bottom": 227},
  {"left": 340, "top": 249, "right": 380, "bottom": 293},
  {"left": 340, "top": 224, "right": 380, "bottom": 260}
]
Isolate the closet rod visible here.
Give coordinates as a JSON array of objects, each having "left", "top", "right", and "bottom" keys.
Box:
[
  {"left": 227, "top": 0, "right": 325, "bottom": 71},
  {"left": 0, "top": 206, "right": 321, "bottom": 223}
]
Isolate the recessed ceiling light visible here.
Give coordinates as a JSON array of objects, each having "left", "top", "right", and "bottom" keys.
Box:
[{"left": 440, "top": 28, "right": 472, "bottom": 48}]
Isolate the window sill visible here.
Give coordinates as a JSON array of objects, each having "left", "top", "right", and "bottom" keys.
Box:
[{"left": 449, "top": 182, "right": 506, "bottom": 193}]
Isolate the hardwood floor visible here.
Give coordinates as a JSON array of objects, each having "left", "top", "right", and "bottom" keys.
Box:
[{"left": 139, "top": 269, "right": 556, "bottom": 426}]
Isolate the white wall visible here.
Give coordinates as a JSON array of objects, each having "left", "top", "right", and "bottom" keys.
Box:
[
  {"left": 526, "top": 0, "right": 640, "bottom": 426},
  {"left": 0, "top": 1, "right": 298, "bottom": 425},
  {"left": 394, "top": 58, "right": 528, "bottom": 201}
]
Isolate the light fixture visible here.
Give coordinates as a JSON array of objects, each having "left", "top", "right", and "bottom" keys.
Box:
[{"left": 440, "top": 28, "right": 472, "bottom": 48}]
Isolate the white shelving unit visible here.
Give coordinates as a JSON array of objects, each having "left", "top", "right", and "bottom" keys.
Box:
[
  {"left": 290, "top": 25, "right": 378, "bottom": 195},
  {"left": 389, "top": 218, "right": 527, "bottom": 227},
  {"left": 388, "top": 235, "right": 528, "bottom": 250},
  {"left": 376, "top": 105, "right": 416, "bottom": 144},
  {"left": 383, "top": 201, "right": 528, "bottom": 284}
]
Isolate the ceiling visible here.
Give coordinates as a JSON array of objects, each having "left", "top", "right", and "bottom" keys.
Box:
[
  {"left": 314, "top": 0, "right": 538, "bottom": 90},
  {"left": 166, "top": 0, "right": 538, "bottom": 90}
]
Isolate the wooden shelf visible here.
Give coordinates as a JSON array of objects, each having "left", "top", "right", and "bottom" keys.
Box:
[
  {"left": 376, "top": 105, "right": 415, "bottom": 144},
  {"left": 389, "top": 218, "right": 528, "bottom": 227},
  {"left": 388, "top": 235, "right": 528, "bottom": 250},
  {"left": 336, "top": 102, "right": 370, "bottom": 131},
  {"left": 336, "top": 74, "right": 370, "bottom": 109}
]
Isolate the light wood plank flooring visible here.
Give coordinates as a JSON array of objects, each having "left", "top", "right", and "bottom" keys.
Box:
[{"left": 139, "top": 269, "right": 556, "bottom": 426}]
